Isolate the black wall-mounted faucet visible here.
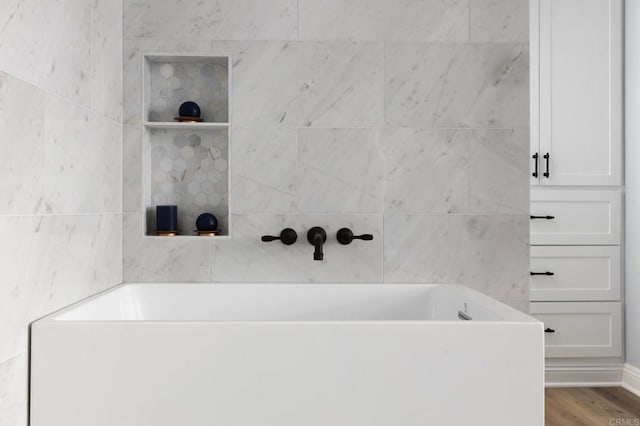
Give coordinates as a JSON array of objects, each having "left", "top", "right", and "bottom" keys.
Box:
[{"left": 307, "top": 227, "right": 327, "bottom": 261}]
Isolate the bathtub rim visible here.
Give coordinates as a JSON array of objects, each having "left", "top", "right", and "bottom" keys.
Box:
[{"left": 32, "top": 282, "right": 539, "bottom": 324}]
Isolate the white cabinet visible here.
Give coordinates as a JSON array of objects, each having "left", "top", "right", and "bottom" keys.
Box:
[
  {"left": 530, "top": 246, "right": 620, "bottom": 301},
  {"left": 530, "top": 302, "right": 622, "bottom": 358},
  {"left": 530, "top": 0, "right": 622, "bottom": 186},
  {"left": 530, "top": 190, "right": 622, "bottom": 245},
  {"left": 529, "top": 0, "right": 624, "bottom": 383}
]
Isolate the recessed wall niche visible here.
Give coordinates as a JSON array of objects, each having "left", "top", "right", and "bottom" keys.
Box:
[{"left": 142, "top": 54, "right": 231, "bottom": 238}]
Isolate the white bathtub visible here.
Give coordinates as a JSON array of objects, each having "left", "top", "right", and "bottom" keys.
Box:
[{"left": 30, "top": 283, "right": 544, "bottom": 426}]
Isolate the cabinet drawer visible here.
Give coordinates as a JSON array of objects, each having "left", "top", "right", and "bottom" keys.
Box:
[
  {"left": 530, "top": 190, "right": 621, "bottom": 245},
  {"left": 529, "top": 302, "right": 622, "bottom": 358},
  {"left": 530, "top": 246, "right": 620, "bottom": 301}
]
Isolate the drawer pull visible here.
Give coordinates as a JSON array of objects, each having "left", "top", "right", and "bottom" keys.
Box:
[
  {"left": 530, "top": 215, "right": 555, "bottom": 220},
  {"left": 530, "top": 271, "right": 554, "bottom": 276},
  {"left": 532, "top": 153, "right": 539, "bottom": 178},
  {"left": 544, "top": 328, "right": 556, "bottom": 333}
]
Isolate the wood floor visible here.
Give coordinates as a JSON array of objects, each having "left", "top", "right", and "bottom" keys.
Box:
[{"left": 546, "top": 387, "right": 640, "bottom": 426}]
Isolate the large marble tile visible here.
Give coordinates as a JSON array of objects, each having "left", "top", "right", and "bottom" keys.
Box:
[
  {"left": 210, "top": 214, "right": 383, "bottom": 283},
  {"left": 0, "top": 0, "right": 91, "bottom": 106},
  {"left": 123, "top": 213, "right": 210, "bottom": 282},
  {"left": 123, "top": 125, "right": 142, "bottom": 213},
  {"left": 298, "top": 128, "right": 385, "bottom": 213},
  {"left": 0, "top": 0, "right": 39, "bottom": 82},
  {"left": 209, "top": 0, "right": 297, "bottom": 40},
  {"left": 231, "top": 126, "right": 298, "bottom": 213},
  {"left": 232, "top": 41, "right": 384, "bottom": 127},
  {"left": 91, "top": 0, "right": 123, "bottom": 121},
  {"left": 124, "top": 0, "right": 216, "bottom": 39},
  {"left": 299, "top": 0, "right": 469, "bottom": 42},
  {"left": 123, "top": 39, "right": 214, "bottom": 124},
  {"left": 469, "top": 129, "right": 529, "bottom": 214},
  {"left": 470, "top": 0, "right": 529, "bottom": 43},
  {"left": 382, "top": 128, "right": 469, "bottom": 213},
  {"left": 0, "top": 214, "right": 122, "bottom": 362},
  {"left": 0, "top": 71, "right": 45, "bottom": 215},
  {"left": 41, "top": 94, "right": 122, "bottom": 214},
  {"left": 0, "top": 353, "right": 28, "bottom": 426},
  {"left": 384, "top": 214, "right": 529, "bottom": 302},
  {"left": 0, "top": 80, "right": 121, "bottom": 216},
  {"left": 385, "top": 43, "right": 529, "bottom": 128},
  {"left": 124, "top": 0, "right": 297, "bottom": 40}
]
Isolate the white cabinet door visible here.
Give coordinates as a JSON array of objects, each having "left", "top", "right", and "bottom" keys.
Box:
[
  {"left": 530, "top": 189, "right": 621, "bottom": 245},
  {"left": 531, "top": 0, "right": 622, "bottom": 186},
  {"left": 530, "top": 302, "right": 622, "bottom": 358},
  {"left": 530, "top": 246, "right": 620, "bottom": 301}
]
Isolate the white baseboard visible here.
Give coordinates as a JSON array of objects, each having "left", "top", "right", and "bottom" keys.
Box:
[
  {"left": 622, "top": 363, "right": 640, "bottom": 397},
  {"left": 545, "top": 365, "right": 623, "bottom": 387}
]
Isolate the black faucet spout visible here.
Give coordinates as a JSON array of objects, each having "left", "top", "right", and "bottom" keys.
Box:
[
  {"left": 313, "top": 234, "right": 324, "bottom": 260},
  {"left": 307, "top": 227, "right": 327, "bottom": 261}
]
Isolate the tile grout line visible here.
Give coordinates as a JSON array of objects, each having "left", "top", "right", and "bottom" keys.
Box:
[
  {"left": 295, "top": 127, "right": 300, "bottom": 210},
  {"left": 122, "top": 36, "right": 526, "bottom": 46},
  {"left": 0, "top": 212, "right": 124, "bottom": 218},
  {"left": 296, "top": 0, "right": 300, "bottom": 41},
  {"left": 468, "top": 0, "right": 472, "bottom": 43},
  {"left": 382, "top": 41, "right": 386, "bottom": 127},
  {"left": 121, "top": 0, "right": 127, "bottom": 283},
  {"left": 201, "top": 124, "right": 531, "bottom": 131},
  {"left": 381, "top": 212, "right": 385, "bottom": 283}
]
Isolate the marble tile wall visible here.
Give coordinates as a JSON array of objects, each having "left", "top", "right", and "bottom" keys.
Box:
[
  {"left": 122, "top": 0, "right": 529, "bottom": 305},
  {"left": 0, "top": 1, "right": 123, "bottom": 425}
]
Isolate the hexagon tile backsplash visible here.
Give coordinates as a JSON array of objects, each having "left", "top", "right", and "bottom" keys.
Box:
[
  {"left": 149, "top": 61, "right": 228, "bottom": 123},
  {"left": 150, "top": 128, "right": 229, "bottom": 234}
]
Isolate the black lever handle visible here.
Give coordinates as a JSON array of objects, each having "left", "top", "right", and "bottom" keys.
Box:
[
  {"left": 544, "top": 328, "right": 555, "bottom": 333},
  {"left": 530, "top": 215, "right": 555, "bottom": 220},
  {"left": 543, "top": 153, "right": 550, "bottom": 178},
  {"left": 532, "top": 153, "right": 539, "bottom": 178},
  {"left": 530, "top": 271, "right": 554, "bottom": 276},
  {"left": 261, "top": 228, "right": 297, "bottom": 245},
  {"left": 337, "top": 228, "right": 374, "bottom": 245}
]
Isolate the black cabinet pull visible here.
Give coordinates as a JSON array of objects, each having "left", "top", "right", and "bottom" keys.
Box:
[
  {"left": 261, "top": 228, "right": 297, "bottom": 245},
  {"left": 530, "top": 271, "right": 555, "bottom": 276},
  {"left": 530, "top": 215, "right": 555, "bottom": 220},
  {"left": 544, "top": 328, "right": 555, "bottom": 333},
  {"left": 543, "top": 153, "right": 550, "bottom": 178},
  {"left": 532, "top": 153, "right": 539, "bottom": 178}
]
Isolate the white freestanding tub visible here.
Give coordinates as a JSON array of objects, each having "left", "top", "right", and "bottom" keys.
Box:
[{"left": 30, "top": 283, "right": 544, "bottom": 426}]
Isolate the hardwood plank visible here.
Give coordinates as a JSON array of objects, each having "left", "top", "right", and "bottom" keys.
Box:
[
  {"left": 593, "top": 387, "right": 640, "bottom": 418},
  {"left": 546, "top": 387, "right": 640, "bottom": 426},
  {"left": 546, "top": 388, "right": 602, "bottom": 426}
]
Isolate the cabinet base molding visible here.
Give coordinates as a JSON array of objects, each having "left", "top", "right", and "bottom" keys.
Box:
[
  {"left": 622, "top": 363, "right": 640, "bottom": 397},
  {"left": 545, "top": 364, "right": 623, "bottom": 387}
]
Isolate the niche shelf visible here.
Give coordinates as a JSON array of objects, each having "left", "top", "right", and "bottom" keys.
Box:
[
  {"left": 141, "top": 54, "right": 232, "bottom": 239},
  {"left": 144, "top": 122, "right": 230, "bottom": 130}
]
